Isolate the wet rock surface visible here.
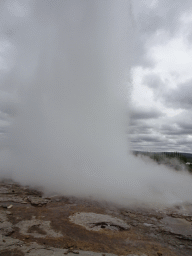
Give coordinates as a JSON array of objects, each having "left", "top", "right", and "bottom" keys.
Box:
[
  {"left": 69, "top": 212, "right": 130, "bottom": 231},
  {"left": 0, "top": 181, "right": 192, "bottom": 255}
]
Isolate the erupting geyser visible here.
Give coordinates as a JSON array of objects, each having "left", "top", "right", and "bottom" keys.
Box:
[{"left": 1, "top": 0, "right": 192, "bottom": 206}]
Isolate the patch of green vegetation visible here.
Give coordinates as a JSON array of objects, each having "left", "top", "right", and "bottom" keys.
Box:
[{"left": 133, "top": 151, "right": 192, "bottom": 173}]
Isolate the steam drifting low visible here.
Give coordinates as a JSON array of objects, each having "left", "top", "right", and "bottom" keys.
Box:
[{"left": 0, "top": 0, "right": 192, "bottom": 206}]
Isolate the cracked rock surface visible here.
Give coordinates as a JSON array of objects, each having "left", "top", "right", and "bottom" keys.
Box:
[{"left": 0, "top": 180, "right": 192, "bottom": 255}]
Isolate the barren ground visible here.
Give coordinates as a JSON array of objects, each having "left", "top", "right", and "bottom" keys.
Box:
[{"left": 0, "top": 180, "right": 192, "bottom": 256}]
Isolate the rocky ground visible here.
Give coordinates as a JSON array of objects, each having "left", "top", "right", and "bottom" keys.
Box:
[{"left": 0, "top": 180, "right": 192, "bottom": 256}]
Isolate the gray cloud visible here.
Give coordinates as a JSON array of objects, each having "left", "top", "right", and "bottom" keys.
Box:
[
  {"left": 143, "top": 74, "right": 165, "bottom": 90},
  {"left": 130, "top": 0, "right": 192, "bottom": 152},
  {"left": 130, "top": 106, "right": 192, "bottom": 152},
  {"left": 0, "top": 126, "right": 7, "bottom": 133},
  {"left": 134, "top": 0, "right": 192, "bottom": 36},
  {"left": 130, "top": 132, "right": 192, "bottom": 152},
  {"left": 129, "top": 122, "right": 152, "bottom": 135},
  {"left": 0, "top": 103, "right": 17, "bottom": 117},
  {"left": 131, "top": 0, "right": 192, "bottom": 68},
  {"left": 162, "top": 80, "right": 192, "bottom": 109},
  {"left": 131, "top": 134, "right": 163, "bottom": 143},
  {"left": 178, "top": 122, "right": 192, "bottom": 130},
  {"left": 130, "top": 106, "right": 164, "bottom": 120}
]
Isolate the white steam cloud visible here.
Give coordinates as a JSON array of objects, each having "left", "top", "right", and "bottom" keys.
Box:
[{"left": 0, "top": 0, "right": 192, "bottom": 207}]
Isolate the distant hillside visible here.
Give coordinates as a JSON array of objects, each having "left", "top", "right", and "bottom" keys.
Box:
[
  {"left": 133, "top": 151, "right": 192, "bottom": 159},
  {"left": 132, "top": 151, "right": 192, "bottom": 173},
  {"left": 180, "top": 152, "right": 192, "bottom": 162}
]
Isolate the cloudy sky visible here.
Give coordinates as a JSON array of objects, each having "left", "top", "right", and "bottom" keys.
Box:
[
  {"left": 129, "top": 0, "right": 192, "bottom": 153},
  {"left": 0, "top": 0, "right": 192, "bottom": 153}
]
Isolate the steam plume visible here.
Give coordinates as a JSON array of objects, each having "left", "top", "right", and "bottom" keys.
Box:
[{"left": 0, "top": 0, "right": 192, "bottom": 206}]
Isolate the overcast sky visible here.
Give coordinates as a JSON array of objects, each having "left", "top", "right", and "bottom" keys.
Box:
[
  {"left": 129, "top": 0, "right": 192, "bottom": 153},
  {"left": 0, "top": 0, "right": 192, "bottom": 153}
]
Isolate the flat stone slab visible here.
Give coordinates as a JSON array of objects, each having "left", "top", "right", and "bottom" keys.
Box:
[
  {"left": 161, "top": 216, "right": 192, "bottom": 236},
  {"left": 15, "top": 216, "right": 63, "bottom": 238},
  {"left": 69, "top": 212, "right": 130, "bottom": 231}
]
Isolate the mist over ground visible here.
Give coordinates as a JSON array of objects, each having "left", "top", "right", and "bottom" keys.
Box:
[{"left": 0, "top": 0, "right": 192, "bottom": 207}]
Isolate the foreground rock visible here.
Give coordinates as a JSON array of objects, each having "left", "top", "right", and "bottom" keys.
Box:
[
  {"left": 69, "top": 212, "right": 130, "bottom": 231},
  {"left": 0, "top": 180, "right": 192, "bottom": 255},
  {"left": 27, "top": 196, "right": 50, "bottom": 207}
]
